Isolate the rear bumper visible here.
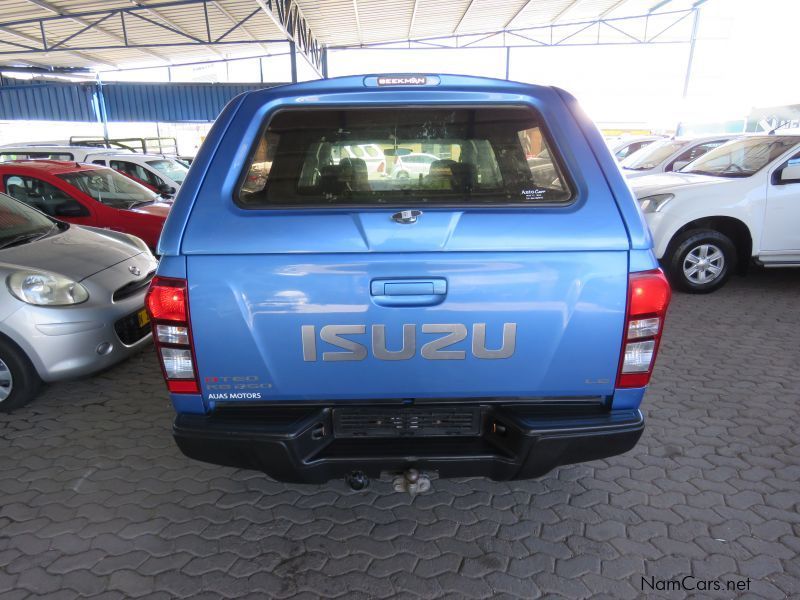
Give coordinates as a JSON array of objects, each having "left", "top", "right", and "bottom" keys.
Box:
[{"left": 173, "top": 405, "right": 644, "bottom": 483}]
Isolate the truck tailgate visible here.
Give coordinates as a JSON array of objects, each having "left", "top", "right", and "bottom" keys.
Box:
[{"left": 188, "top": 250, "right": 627, "bottom": 403}]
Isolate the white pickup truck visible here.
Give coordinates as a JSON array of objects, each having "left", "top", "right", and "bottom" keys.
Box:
[{"left": 630, "top": 134, "right": 800, "bottom": 292}]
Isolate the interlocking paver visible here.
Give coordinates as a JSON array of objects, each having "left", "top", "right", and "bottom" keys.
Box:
[{"left": 0, "top": 268, "right": 799, "bottom": 597}]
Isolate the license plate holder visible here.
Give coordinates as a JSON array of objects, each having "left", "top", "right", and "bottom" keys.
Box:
[{"left": 333, "top": 407, "right": 481, "bottom": 438}]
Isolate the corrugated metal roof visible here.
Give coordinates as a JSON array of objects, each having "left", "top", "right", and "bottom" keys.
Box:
[
  {"left": 0, "top": 78, "right": 280, "bottom": 121},
  {"left": 0, "top": 0, "right": 700, "bottom": 71}
]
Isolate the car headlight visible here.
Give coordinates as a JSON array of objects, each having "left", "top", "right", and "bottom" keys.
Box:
[
  {"left": 7, "top": 270, "right": 89, "bottom": 306},
  {"left": 638, "top": 193, "right": 674, "bottom": 213}
]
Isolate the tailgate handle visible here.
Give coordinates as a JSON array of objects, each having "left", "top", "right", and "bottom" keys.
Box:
[{"left": 371, "top": 278, "right": 446, "bottom": 306}]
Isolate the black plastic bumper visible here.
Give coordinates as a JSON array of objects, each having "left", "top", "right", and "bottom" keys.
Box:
[{"left": 173, "top": 405, "right": 644, "bottom": 483}]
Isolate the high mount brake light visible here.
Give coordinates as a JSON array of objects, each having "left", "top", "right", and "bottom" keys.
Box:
[
  {"left": 617, "top": 269, "right": 671, "bottom": 388},
  {"left": 146, "top": 276, "right": 200, "bottom": 394}
]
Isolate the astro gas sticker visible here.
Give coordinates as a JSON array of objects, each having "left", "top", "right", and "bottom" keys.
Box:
[{"left": 521, "top": 188, "right": 547, "bottom": 201}]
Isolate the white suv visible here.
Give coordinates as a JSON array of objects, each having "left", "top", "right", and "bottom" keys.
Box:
[
  {"left": 620, "top": 135, "right": 735, "bottom": 179},
  {"left": 606, "top": 135, "right": 663, "bottom": 161},
  {"left": 630, "top": 134, "right": 800, "bottom": 292}
]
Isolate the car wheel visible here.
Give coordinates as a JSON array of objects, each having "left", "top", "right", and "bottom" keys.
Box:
[
  {"left": 0, "top": 338, "right": 42, "bottom": 412},
  {"left": 396, "top": 171, "right": 409, "bottom": 180},
  {"left": 666, "top": 229, "right": 736, "bottom": 293}
]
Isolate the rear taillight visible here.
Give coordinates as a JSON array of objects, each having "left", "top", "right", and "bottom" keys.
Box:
[
  {"left": 146, "top": 276, "right": 199, "bottom": 394},
  {"left": 377, "top": 161, "right": 385, "bottom": 173},
  {"left": 617, "top": 269, "right": 671, "bottom": 388}
]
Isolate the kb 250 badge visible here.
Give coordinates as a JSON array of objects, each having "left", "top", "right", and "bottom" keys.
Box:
[{"left": 204, "top": 375, "right": 273, "bottom": 391}]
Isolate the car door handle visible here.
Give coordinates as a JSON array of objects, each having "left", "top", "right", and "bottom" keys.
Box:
[{"left": 370, "top": 278, "right": 447, "bottom": 306}]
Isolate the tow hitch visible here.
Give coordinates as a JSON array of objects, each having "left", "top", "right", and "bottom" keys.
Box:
[
  {"left": 344, "top": 468, "right": 433, "bottom": 495},
  {"left": 392, "top": 468, "right": 431, "bottom": 496}
]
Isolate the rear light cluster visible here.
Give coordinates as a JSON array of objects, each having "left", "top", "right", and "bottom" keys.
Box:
[
  {"left": 617, "top": 269, "right": 671, "bottom": 388},
  {"left": 145, "top": 277, "right": 200, "bottom": 394},
  {"left": 377, "top": 161, "right": 385, "bottom": 173}
]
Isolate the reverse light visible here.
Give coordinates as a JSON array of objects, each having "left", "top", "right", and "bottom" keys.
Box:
[
  {"left": 160, "top": 348, "right": 195, "bottom": 378},
  {"left": 156, "top": 324, "right": 189, "bottom": 345},
  {"left": 622, "top": 340, "right": 655, "bottom": 373},
  {"left": 627, "top": 317, "right": 660, "bottom": 340},
  {"left": 146, "top": 277, "right": 199, "bottom": 394},
  {"left": 617, "top": 270, "right": 671, "bottom": 388}
]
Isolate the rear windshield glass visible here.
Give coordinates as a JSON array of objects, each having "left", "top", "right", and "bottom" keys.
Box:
[{"left": 237, "top": 107, "right": 572, "bottom": 207}]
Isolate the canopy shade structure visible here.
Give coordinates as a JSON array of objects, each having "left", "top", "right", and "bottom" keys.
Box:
[{"left": 0, "top": 0, "right": 704, "bottom": 74}]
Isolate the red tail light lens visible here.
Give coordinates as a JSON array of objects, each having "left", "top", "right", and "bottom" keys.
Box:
[
  {"left": 146, "top": 276, "right": 199, "bottom": 394},
  {"left": 617, "top": 269, "right": 671, "bottom": 388},
  {"left": 377, "top": 161, "right": 385, "bottom": 173},
  {"left": 146, "top": 280, "right": 187, "bottom": 322}
]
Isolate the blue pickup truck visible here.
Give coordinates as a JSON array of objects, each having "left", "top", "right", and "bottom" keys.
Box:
[{"left": 146, "top": 74, "right": 671, "bottom": 488}]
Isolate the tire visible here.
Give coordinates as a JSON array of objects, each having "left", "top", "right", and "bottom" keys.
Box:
[
  {"left": 665, "top": 229, "right": 737, "bottom": 293},
  {"left": 0, "top": 337, "right": 42, "bottom": 412},
  {"left": 395, "top": 171, "right": 409, "bottom": 180}
]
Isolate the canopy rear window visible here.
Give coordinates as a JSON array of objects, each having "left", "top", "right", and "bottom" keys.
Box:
[{"left": 237, "top": 107, "right": 572, "bottom": 208}]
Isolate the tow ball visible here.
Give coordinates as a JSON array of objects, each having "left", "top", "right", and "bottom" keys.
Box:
[
  {"left": 345, "top": 470, "right": 370, "bottom": 491},
  {"left": 392, "top": 468, "right": 431, "bottom": 496}
]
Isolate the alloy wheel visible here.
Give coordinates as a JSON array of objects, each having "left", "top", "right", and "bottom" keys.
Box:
[{"left": 683, "top": 243, "right": 725, "bottom": 284}]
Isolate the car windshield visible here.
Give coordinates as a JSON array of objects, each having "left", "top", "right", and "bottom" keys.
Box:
[
  {"left": 621, "top": 140, "right": 687, "bottom": 170},
  {"left": 680, "top": 137, "right": 800, "bottom": 178},
  {"left": 146, "top": 158, "right": 189, "bottom": 184},
  {"left": 0, "top": 192, "right": 56, "bottom": 248},
  {"left": 58, "top": 168, "right": 158, "bottom": 209}
]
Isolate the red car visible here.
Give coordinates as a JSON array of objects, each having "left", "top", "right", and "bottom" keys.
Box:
[{"left": 0, "top": 160, "right": 170, "bottom": 249}]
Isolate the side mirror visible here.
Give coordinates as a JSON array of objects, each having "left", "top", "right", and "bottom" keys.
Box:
[
  {"left": 55, "top": 203, "right": 89, "bottom": 217},
  {"left": 671, "top": 160, "right": 690, "bottom": 171},
  {"left": 777, "top": 163, "right": 800, "bottom": 184}
]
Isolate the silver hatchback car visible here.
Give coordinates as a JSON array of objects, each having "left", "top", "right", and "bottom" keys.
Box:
[{"left": 0, "top": 192, "right": 157, "bottom": 411}]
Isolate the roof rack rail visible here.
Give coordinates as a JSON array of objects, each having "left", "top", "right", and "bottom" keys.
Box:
[{"left": 68, "top": 136, "right": 179, "bottom": 155}]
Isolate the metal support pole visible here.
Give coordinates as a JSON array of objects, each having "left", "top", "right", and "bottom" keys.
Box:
[
  {"left": 95, "top": 78, "right": 110, "bottom": 141},
  {"left": 289, "top": 40, "right": 297, "bottom": 82},
  {"left": 505, "top": 45, "right": 510, "bottom": 80},
  {"left": 321, "top": 46, "right": 328, "bottom": 79},
  {"left": 682, "top": 7, "right": 699, "bottom": 99}
]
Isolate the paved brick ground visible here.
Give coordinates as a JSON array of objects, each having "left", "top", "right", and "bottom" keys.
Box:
[{"left": 1, "top": 268, "right": 799, "bottom": 599}]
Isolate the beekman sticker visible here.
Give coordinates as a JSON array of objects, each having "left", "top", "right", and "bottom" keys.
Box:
[{"left": 377, "top": 76, "right": 427, "bottom": 86}]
